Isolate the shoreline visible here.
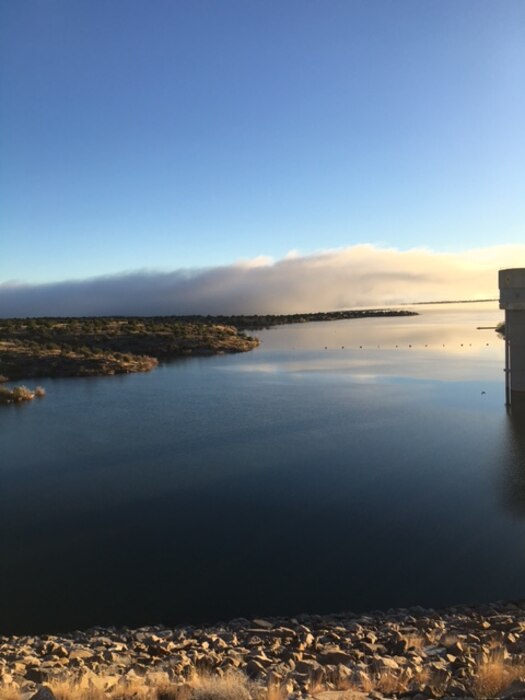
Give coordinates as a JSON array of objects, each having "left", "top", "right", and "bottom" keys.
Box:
[
  {"left": 2, "top": 600, "right": 525, "bottom": 699},
  {"left": 0, "top": 318, "right": 259, "bottom": 383},
  {"left": 0, "top": 311, "right": 416, "bottom": 383}
]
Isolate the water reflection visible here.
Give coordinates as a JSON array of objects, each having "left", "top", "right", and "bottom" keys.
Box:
[
  {"left": 255, "top": 302, "right": 503, "bottom": 353},
  {"left": 2, "top": 301, "right": 523, "bottom": 635},
  {"left": 503, "top": 401, "right": 525, "bottom": 516},
  {"left": 224, "top": 347, "right": 502, "bottom": 383}
]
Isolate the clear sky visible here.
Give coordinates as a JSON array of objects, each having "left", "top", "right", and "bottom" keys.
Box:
[{"left": 1, "top": 0, "right": 524, "bottom": 286}]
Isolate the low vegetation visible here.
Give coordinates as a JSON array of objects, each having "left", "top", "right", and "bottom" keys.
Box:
[
  {"left": 0, "top": 317, "right": 259, "bottom": 382},
  {"left": 2, "top": 654, "right": 525, "bottom": 700},
  {"left": 0, "top": 311, "right": 415, "bottom": 383},
  {"left": 0, "top": 384, "right": 45, "bottom": 404},
  {"left": 52, "top": 672, "right": 278, "bottom": 700},
  {"left": 183, "top": 309, "right": 418, "bottom": 330}
]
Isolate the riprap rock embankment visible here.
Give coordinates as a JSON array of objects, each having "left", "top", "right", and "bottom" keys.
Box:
[{"left": 2, "top": 602, "right": 525, "bottom": 700}]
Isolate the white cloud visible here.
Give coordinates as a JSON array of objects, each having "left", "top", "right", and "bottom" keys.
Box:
[
  {"left": 0, "top": 244, "right": 523, "bottom": 317},
  {"left": 233, "top": 255, "right": 274, "bottom": 269}
]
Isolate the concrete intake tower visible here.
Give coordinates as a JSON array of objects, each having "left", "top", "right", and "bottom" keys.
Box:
[{"left": 499, "top": 268, "right": 525, "bottom": 405}]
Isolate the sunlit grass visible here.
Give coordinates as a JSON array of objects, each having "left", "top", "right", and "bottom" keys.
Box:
[
  {"left": 471, "top": 650, "right": 525, "bottom": 699},
  {"left": 0, "top": 672, "right": 287, "bottom": 700},
  {"left": 3, "top": 641, "right": 525, "bottom": 700}
]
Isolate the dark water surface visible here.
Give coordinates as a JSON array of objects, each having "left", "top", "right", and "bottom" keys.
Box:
[{"left": 2, "top": 302, "right": 525, "bottom": 634}]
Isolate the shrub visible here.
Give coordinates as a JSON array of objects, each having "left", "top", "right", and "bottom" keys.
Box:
[
  {"left": 0, "top": 385, "right": 45, "bottom": 404},
  {"left": 11, "top": 385, "right": 34, "bottom": 401}
]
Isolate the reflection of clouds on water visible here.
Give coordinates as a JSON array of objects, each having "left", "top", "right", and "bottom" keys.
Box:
[
  {"left": 224, "top": 349, "right": 503, "bottom": 383},
  {"left": 233, "top": 302, "right": 505, "bottom": 383},
  {"left": 255, "top": 302, "right": 503, "bottom": 353},
  {"left": 1, "top": 299, "right": 522, "bottom": 633},
  {"left": 225, "top": 352, "right": 502, "bottom": 383}
]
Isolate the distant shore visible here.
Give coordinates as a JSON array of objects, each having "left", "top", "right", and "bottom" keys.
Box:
[
  {"left": 0, "top": 311, "right": 416, "bottom": 382},
  {"left": 2, "top": 600, "right": 525, "bottom": 700},
  {"left": 398, "top": 298, "right": 498, "bottom": 306},
  {"left": 175, "top": 309, "right": 418, "bottom": 330}
]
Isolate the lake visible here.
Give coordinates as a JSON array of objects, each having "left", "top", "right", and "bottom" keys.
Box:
[{"left": 2, "top": 301, "right": 525, "bottom": 635}]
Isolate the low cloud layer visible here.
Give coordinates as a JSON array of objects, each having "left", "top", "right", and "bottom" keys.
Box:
[{"left": 1, "top": 244, "right": 523, "bottom": 317}]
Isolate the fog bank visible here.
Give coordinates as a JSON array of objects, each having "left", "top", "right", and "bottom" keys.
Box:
[{"left": 1, "top": 244, "right": 523, "bottom": 317}]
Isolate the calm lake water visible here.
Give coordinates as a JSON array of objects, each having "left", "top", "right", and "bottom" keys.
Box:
[{"left": 2, "top": 302, "right": 525, "bottom": 634}]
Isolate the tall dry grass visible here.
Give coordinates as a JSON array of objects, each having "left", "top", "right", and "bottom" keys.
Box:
[
  {"left": 471, "top": 652, "right": 525, "bottom": 699},
  {"left": 0, "top": 672, "right": 287, "bottom": 700},
  {"left": 2, "top": 646, "right": 525, "bottom": 700}
]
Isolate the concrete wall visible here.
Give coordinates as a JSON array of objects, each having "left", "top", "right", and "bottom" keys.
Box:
[
  {"left": 499, "top": 268, "right": 525, "bottom": 311},
  {"left": 507, "top": 309, "right": 525, "bottom": 394},
  {"left": 500, "top": 269, "right": 525, "bottom": 399}
]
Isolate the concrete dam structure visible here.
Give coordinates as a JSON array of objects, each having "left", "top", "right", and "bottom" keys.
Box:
[{"left": 499, "top": 268, "right": 525, "bottom": 406}]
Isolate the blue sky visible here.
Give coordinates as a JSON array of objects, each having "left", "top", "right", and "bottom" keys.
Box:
[{"left": 1, "top": 0, "right": 524, "bottom": 286}]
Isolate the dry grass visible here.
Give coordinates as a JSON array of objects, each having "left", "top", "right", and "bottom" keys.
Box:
[
  {"left": 0, "top": 689, "right": 22, "bottom": 700},
  {"left": 471, "top": 652, "right": 525, "bottom": 699},
  {"left": 186, "top": 674, "right": 257, "bottom": 700},
  {"left": 334, "top": 665, "right": 434, "bottom": 697},
  {"left": 437, "top": 631, "right": 460, "bottom": 648},
  {"left": 402, "top": 633, "right": 427, "bottom": 651},
  {"left": 3, "top": 646, "right": 525, "bottom": 700},
  {"left": 0, "top": 672, "right": 287, "bottom": 700},
  {"left": 336, "top": 655, "right": 525, "bottom": 699}
]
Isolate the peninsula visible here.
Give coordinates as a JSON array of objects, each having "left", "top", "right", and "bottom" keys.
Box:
[
  {"left": 0, "top": 310, "right": 417, "bottom": 382},
  {"left": 0, "top": 317, "right": 258, "bottom": 382}
]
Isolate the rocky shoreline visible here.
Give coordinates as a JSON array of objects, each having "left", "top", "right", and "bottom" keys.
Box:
[{"left": 2, "top": 601, "right": 525, "bottom": 700}]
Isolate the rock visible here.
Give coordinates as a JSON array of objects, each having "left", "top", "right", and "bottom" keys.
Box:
[
  {"left": 392, "top": 638, "right": 410, "bottom": 655},
  {"left": 245, "top": 659, "right": 266, "bottom": 678},
  {"left": 318, "top": 647, "right": 353, "bottom": 665},
  {"left": 448, "top": 641, "right": 464, "bottom": 655},
  {"left": 335, "top": 664, "right": 352, "bottom": 683},
  {"left": 24, "top": 669, "right": 47, "bottom": 684},
  {"left": 252, "top": 619, "right": 273, "bottom": 630},
  {"left": 69, "top": 648, "right": 94, "bottom": 661},
  {"left": 501, "top": 680, "right": 525, "bottom": 699},
  {"left": 29, "top": 687, "right": 57, "bottom": 700},
  {"left": 295, "top": 658, "right": 324, "bottom": 675},
  {"left": 442, "top": 681, "right": 469, "bottom": 697},
  {"left": 3, "top": 601, "right": 525, "bottom": 699}
]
